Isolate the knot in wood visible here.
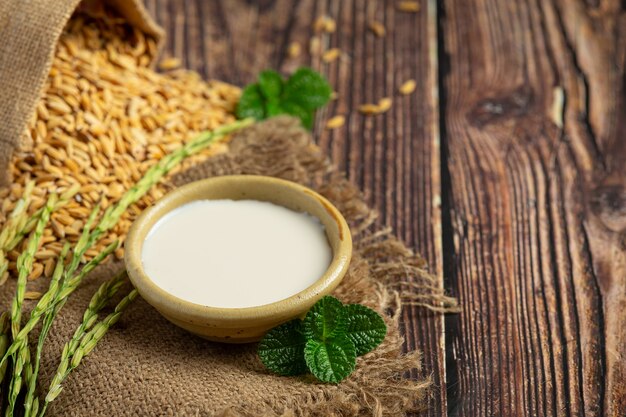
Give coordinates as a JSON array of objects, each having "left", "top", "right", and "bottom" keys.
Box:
[
  {"left": 590, "top": 184, "right": 626, "bottom": 232},
  {"left": 467, "top": 87, "right": 533, "bottom": 128}
]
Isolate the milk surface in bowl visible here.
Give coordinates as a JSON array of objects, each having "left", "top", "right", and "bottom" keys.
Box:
[{"left": 141, "top": 199, "right": 333, "bottom": 308}]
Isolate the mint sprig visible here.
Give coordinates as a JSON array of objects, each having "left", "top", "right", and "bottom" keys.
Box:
[
  {"left": 236, "top": 68, "right": 332, "bottom": 129},
  {"left": 258, "top": 296, "right": 387, "bottom": 383}
]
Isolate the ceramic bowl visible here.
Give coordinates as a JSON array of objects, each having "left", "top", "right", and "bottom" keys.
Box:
[{"left": 125, "top": 175, "right": 352, "bottom": 343}]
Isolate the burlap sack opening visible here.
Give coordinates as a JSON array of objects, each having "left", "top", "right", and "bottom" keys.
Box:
[
  {"left": 0, "top": 0, "right": 163, "bottom": 185},
  {"left": 1, "top": 117, "right": 457, "bottom": 416}
]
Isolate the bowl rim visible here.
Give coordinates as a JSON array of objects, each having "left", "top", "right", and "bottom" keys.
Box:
[{"left": 124, "top": 175, "right": 352, "bottom": 326}]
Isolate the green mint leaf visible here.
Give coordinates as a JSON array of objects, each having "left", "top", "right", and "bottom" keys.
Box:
[
  {"left": 265, "top": 101, "right": 284, "bottom": 117},
  {"left": 236, "top": 84, "right": 265, "bottom": 120},
  {"left": 282, "top": 67, "right": 332, "bottom": 111},
  {"left": 303, "top": 296, "right": 346, "bottom": 340},
  {"left": 304, "top": 336, "right": 356, "bottom": 383},
  {"left": 344, "top": 304, "right": 387, "bottom": 355},
  {"left": 280, "top": 101, "right": 314, "bottom": 129},
  {"left": 236, "top": 67, "right": 331, "bottom": 129},
  {"left": 258, "top": 319, "right": 308, "bottom": 376},
  {"left": 258, "top": 70, "right": 283, "bottom": 99}
]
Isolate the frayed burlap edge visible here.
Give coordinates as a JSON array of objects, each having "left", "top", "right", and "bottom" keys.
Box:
[{"left": 172, "top": 116, "right": 458, "bottom": 417}]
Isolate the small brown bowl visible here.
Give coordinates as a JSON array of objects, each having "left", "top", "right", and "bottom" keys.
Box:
[{"left": 125, "top": 175, "right": 352, "bottom": 343}]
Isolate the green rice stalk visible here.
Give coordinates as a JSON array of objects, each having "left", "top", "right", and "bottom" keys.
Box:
[
  {"left": 67, "top": 272, "right": 127, "bottom": 356},
  {"left": 24, "top": 271, "right": 126, "bottom": 416},
  {"left": 10, "top": 194, "right": 58, "bottom": 337},
  {"left": 0, "top": 241, "right": 116, "bottom": 371},
  {"left": 5, "top": 194, "right": 57, "bottom": 416},
  {"left": 2, "top": 120, "right": 252, "bottom": 415},
  {"left": 21, "top": 244, "right": 69, "bottom": 417},
  {"left": 0, "top": 204, "right": 102, "bottom": 370},
  {"left": 33, "top": 118, "right": 252, "bottom": 370},
  {"left": 41, "top": 289, "right": 138, "bottom": 416}
]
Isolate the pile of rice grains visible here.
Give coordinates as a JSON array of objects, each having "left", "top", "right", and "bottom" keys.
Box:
[{"left": 0, "top": 12, "right": 240, "bottom": 285}]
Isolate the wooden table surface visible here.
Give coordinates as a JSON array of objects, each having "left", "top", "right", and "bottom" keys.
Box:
[{"left": 144, "top": 1, "right": 625, "bottom": 415}]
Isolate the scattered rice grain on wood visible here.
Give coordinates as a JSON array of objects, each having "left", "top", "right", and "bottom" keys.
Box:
[
  {"left": 313, "top": 16, "right": 336, "bottom": 33},
  {"left": 397, "top": 1, "right": 421, "bottom": 12},
  {"left": 309, "top": 37, "right": 321, "bottom": 56},
  {"left": 287, "top": 42, "right": 301, "bottom": 58},
  {"left": 322, "top": 48, "right": 341, "bottom": 63},
  {"left": 325, "top": 115, "right": 345, "bottom": 129},
  {"left": 368, "top": 21, "right": 386, "bottom": 37},
  {"left": 399, "top": 79, "right": 417, "bottom": 95},
  {"left": 377, "top": 97, "right": 393, "bottom": 113},
  {"left": 358, "top": 104, "right": 381, "bottom": 115}
]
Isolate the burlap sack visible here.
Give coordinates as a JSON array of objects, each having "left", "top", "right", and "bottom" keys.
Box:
[
  {"left": 0, "top": 0, "right": 163, "bottom": 185},
  {"left": 1, "top": 117, "right": 455, "bottom": 416}
]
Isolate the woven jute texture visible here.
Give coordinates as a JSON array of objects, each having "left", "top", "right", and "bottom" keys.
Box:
[
  {"left": 0, "top": 0, "right": 163, "bottom": 185},
  {"left": 1, "top": 117, "right": 456, "bottom": 416}
]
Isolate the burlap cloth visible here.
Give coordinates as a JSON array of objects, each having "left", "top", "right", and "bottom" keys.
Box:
[
  {"left": 0, "top": 117, "right": 455, "bottom": 416},
  {"left": 0, "top": 0, "right": 163, "bottom": 185}
]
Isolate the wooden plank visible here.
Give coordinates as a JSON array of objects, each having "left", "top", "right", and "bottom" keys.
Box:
[
  {"left": 441, "top": 0, "right": 625, "bottom": 415},
  {"left": 144, "top": 1, "right": 446, "bottom": 415}
]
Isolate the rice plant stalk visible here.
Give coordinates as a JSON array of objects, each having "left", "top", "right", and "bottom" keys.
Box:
[
  {"left": 33, "top": 118, "right": 253, "bottom": 357},
  {"left": 5, "top": 194, "right": 58, "bottom": 416},
  {"left": 41, "top": 289, "right": 139, "bottom": 416},
  {"left": 0, "top": 119, "right": 252, "bottom": 415},
  {"left": 21, "top": 244, "right": 70, "bottom": 417}
]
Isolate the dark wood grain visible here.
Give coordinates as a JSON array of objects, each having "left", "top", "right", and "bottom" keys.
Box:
[{"left": 441, "top": 0, "right": 625, "bottom": 415}]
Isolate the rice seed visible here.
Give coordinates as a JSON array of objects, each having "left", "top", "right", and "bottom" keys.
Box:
[
  {"left": 324, "top": 18, "right": 336, "bottom": 33},
  {"left": 326, "top": 115, "right": 346, "bottom": 129},
  {"left": 158, "top": 57, "right": 181, "bottom": 71},
  {"left": 309, "top": 37, "right": 321, "bottom": 56},
  {"left": 358, "top": 104, "right": 381, "bottom": 115},
  {"left": 368, "top": 21, "right": 386, "bottom": 37},
  {"left": 313, "top": 16, "right": 336, "bottom": 33},
  {"left": 322, "top": 48, "right": 341, "bottom": 63},
  {"left": 397, "top": 1, "right": 421, "bottom": 12},
  {"left": 377, "top": 97, "right": 393, "bottom": 113},
  {"left": 28, "top": 263, "right": 44, "bottom": 281},
  {"left": 287, "top": 42, "right": 301, "bottom": 58},
  {"left": 44, "top": 258, "right": 56, "bottom": 277},
  {"left": 399, "top": 79, "right": 417, "bottom": 95},
  {"left": 24, "top": 292, "right": 43, "bottom": 300}
]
